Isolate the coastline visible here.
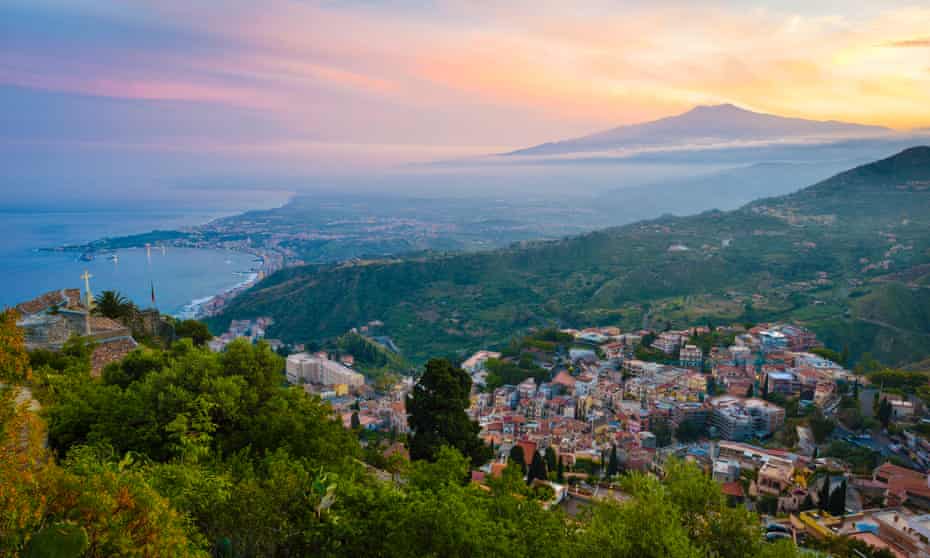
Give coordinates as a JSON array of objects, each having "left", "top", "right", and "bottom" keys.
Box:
[{"left": 176, "top": 270, "right": 260, "bottom": 320}]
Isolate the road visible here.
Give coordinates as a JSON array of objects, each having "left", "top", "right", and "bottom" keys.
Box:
[{"left": 830, "top": 422, "right": 923, "bottom": 471}]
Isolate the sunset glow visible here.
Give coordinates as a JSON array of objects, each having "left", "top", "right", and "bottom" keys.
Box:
[{"left": 2, "top": 0, "right": 929, "bottom": 170}]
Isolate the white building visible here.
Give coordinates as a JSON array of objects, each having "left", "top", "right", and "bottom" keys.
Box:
[
  {"left": 652, "top": 332, "right": 683, "bottom": 355},
  {"left": 286, "top": 353, "right": 365, "bottom": 387},
  {"left": 461, "top": 350, "right": 502, "bottom": 373}
]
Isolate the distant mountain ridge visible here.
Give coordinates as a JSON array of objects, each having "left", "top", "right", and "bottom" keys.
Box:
[
  {"left": 790, "top": 145, "right": 930, "bottom": 196},
  {"left": 213, "top": 146, "right": 930, "bottom": 367},
  {"left": 507, "top": 104, "right": 891, "bottom": 156}
]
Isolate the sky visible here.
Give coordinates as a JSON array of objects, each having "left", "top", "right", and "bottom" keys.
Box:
[{"left": 2, "top": 0, "right": 929, "bottom": 206}]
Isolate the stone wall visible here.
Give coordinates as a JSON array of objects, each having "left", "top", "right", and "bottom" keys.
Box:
[
  {"left": 19, "top": 314, "right": 72, "bottom": 349},
  {"left": 91, "top": 337, "right": 138, "bottom": 377},
  {"left": 124, "top": 309, "right": 175, "bottom": 341}
]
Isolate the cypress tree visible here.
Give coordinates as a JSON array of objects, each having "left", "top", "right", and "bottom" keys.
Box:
[
  {"left": 350, "top": 411, "right": 361, "bottom": 430},
  {"left": 545, "top": 446, "right": 557, "bottom": 473},
  {"left": 801, "top": 493, "right": 814, "bottom": 511},
  {"left": 509, "top": 445, "right": 526, "bottom": 473},
  {"left": 607, "top": 445, "right": 619, "bottom": 477},
  {"left": 527, "top": 451, "right": 548, "bottom": 485},
  {"left": 877, "top": 398, "right": 893, "bottom": 428},
  {"left": 556, "top": 457, "right": 565, "bottom": 483},
  {"left": 818, "top": 476, "right": 831, "bottom": 511},
  {"left": 828, "top": 479, "right": 847, "bottom": 516}
]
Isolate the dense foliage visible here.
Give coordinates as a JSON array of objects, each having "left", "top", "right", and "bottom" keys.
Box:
[
  {"left": 484, "top": 356, "right": 548, "bottom": 391},
  {"left": 334, "top": 332, "right": 409, "bottom": 382},
  {"left": 173, "top": 319, "right": 213, "bottom": 347},
  {"left": 0, "top": 309, "right": 30, "bottom": 382}
]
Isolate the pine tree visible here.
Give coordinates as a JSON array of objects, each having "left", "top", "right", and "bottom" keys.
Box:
[
  {"left": 350, "top": 411, "right": 361, "bottom": 430},
  {"left": 527, "top": 451, "right": 548, "bottom": 485}
]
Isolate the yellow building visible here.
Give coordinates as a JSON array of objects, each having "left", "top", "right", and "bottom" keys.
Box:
[{"left": 797, "top": 510, "right": 839, "bottom": 539}]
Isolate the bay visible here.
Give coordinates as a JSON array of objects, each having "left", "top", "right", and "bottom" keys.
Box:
[{"left": 0, "top": 210, "right": 257, "bottom": 316}]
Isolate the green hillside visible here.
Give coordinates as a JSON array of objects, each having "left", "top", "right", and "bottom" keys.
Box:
[{"left": 213, "top": 147, "right": 930, "bottom": 365}]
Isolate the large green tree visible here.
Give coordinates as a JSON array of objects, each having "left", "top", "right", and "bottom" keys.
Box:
[
  {"left": 406, "top": 358, "right": 491, "bottom": 466},
  {"left": 174, "top": 319, "right": 213, "bottom": 347}
]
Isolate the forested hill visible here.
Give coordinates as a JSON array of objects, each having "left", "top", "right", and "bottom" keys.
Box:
[{"left": 213, "top": 147, "right": 930, "bottom": 365}]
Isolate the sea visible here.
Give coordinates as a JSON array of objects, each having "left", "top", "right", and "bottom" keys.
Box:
[{"left": 0, "top": 209, "right": 259, "bottom": 317}]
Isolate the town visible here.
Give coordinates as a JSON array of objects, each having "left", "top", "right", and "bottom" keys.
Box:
[{"left": 272, "top": 318, "right": 930, "bottom": 556}]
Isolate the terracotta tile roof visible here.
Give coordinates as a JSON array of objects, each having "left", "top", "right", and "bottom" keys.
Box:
[
  {"left": 552, "top": 371, "right": 576, "bottom": 388},
  {"left": 15, "top": 289, "right": 70, "bottom": 315},
  {"left": 875, "top": 462, "right": 923, "bottom": 482},
  {"left": 873, "top": 462, "right": 930, "bottom": 501},
  {"left": 721, "top": 481, "right": 744, "bottom": 498},
  {"left": 88, "top": 316, "right": 125, "bottom": 331},
  {"left": 382, "top": 442, "right": 408, "bottom": 461},
  {"left": 90, "top": 337, "right": 137, "bottom": 377},
  {"left": 517, "top": 440, "right": 537, "bottom": 465}
]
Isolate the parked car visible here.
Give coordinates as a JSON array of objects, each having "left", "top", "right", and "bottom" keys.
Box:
[{"left": 766, "top": 524, "right": 791, "bottom": 535}]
